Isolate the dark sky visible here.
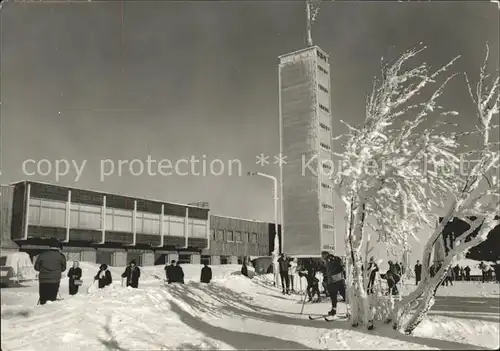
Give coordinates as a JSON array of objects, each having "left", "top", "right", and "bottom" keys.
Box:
[{"left": 1, "top": 0, "right": 498, "bottom": 236}]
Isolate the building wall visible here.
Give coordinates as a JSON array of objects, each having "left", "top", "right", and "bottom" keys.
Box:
[
  {"left": 0, "top": 185, "right": 19, "bottom": 251},
  {"left": 279, "top": 47, "right": 322, "bottom": 257},
  {"left": 203, "top": 215, "right": 269, "bottom": 257}
]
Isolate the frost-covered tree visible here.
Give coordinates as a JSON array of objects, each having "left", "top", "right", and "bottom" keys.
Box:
[{"left": 332, "top": 45, "right": 499, "bottom": 332}]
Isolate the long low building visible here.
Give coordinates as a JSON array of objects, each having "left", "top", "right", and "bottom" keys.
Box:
[{"left": 0, "top": 181, "right": 281, "bottom": 266}]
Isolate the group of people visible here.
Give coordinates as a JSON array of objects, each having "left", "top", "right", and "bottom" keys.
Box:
[
  {"left": 33, "top": 238, "right": 143, "bottom": 305},
  {"left": 425, "top": 261, "right": 497, "bottom": 284},
  {"left": 277, "top": 254, "right": 299, "bottom": 295}
]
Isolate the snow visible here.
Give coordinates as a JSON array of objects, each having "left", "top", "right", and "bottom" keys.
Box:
[{"left": 1, "top": 262, "right": 498, "bottom": 350}]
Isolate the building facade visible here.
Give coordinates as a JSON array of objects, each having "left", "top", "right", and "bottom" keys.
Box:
[
  {"left": 1, "top": 181, "right": 273, "bottom": 266},
  {"left": 278, "top": 45, "right": 335, "bottom": 257}
]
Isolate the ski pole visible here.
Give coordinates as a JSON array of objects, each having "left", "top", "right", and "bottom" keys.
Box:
[{"left": 300, "top": 290, "right": 308, "bottom": 315}]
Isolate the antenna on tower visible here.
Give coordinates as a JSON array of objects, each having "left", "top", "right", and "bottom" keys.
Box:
[{"left": 306, "top": 0, "right": 321, "bottom": 47}]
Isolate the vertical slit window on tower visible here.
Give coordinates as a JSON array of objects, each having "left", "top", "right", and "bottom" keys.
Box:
[
  {"left": 318, "top": 66, "right": 329, "bottom": 75},
  {"left": 322, "top": 203, "right": 333, "bottom": 210},
  {"left": 317, "top": 50, "right": 328, "bottom": 63},
  {"left": 319, "top": 84, "right": 329, "bottom": 93},
  {"left": 319, "top": 104, "right": 329, "bottom": 113},
  {"left": 319, "top": 122, "right": 330, "bottom": 131},
  {"left": 320, "top": 142, "right": 331, "bottom": 151}
]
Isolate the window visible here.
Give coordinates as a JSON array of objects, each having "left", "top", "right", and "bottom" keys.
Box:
[
  {"left": 242, "top": 232, "right": 249, "bottom": 243},
  {"left": 323, "top": 224, "right": 334, "bottom": 230},
  {"left": 216, "top": 229, "right": 224, "bottom": 241},
  {"left": 226, "top": 230, "right": 234, "bottom": 242},
  {"left": 319, "top": 65, "right": 329, "bottom": 75},
  {"left": 40, "top": 199, "right": 66, "bottom": 228},
  {"left": 320, "top": 142, "right": 331, "bottom": 151},
  {"left": 234, "top": 231, "right": 242, "bottom": 242},
  {"left": 321, "top": 183, "right": 332, "bottom": 189},
  {"left": 322, "top": 203, "right": 333, "bottom": 210},
  {"left": 168, "top": 216, "right": 184, "bottom": 237},
  {"left": 251, "top": 233, "right": 258, "bottom": 244},
  {"left": 320, "top": 122, "right": 330, "bottom": 131},
  {"left": 319, "top": 84, "right": 329, "bottom": 93},
  {"left": 322, "top": 163, "right": 332, "bottom": 171},
  {"left": 319, "top": 104, "right": 329, "bottom": 113},
  {"left": 210, "top": 228, "right": 215, "bottom": 240},
  {"left": 201, "top": 255, "right": 211, "bottom": 265},
  {"left": 220, "top": 256, "right": 229, "bottom": 265},
  {"left": 317, "top": 50, "right": 328, "bottom": 62},
  {"left": 178, "top": 254, "right": 191, "bottom": 264},
  {"left": 189, "top": 219, "right": 207, "bottom": 238},
  {"left": 28, "top": 198, "right": 41, "bottom": 225},
  {"left": 140, "top": 212, "right": 161, "bottom": 235}
]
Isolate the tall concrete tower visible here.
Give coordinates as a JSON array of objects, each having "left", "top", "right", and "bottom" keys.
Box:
[{"left": 278, "top": 45, "right": 335, "bottom": 257}]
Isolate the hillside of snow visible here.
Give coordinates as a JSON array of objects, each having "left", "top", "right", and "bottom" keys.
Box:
[{"left": 1, "top": 262, "right": 499, "bottom": 350}]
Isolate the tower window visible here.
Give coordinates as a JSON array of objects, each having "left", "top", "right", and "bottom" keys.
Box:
[
  {"left": 317, "top": 50, "right": 328, "bottom": 63},
  {"left": 320, "top": 142, "right": 331, "bottom": 151},
  {"left": 321, "top": 183, "right": 332, "bottom": 189},
  {"left": 319, "top": 84, "right": 329, "bottom": 93},
  {"left": 319, "top": 66, "right": 329, "bottom": 75},
  {"left": 322, "top": 224, "right": 334, "bottom": 230},
  {"left": 319, "top": 104, "right": 330, "bottom": 113},
  {"left": 322, "top": 203, "right": 333, "bottom": 210},
  {"left": 320, "top": 122, "right": 330, "bottom": 131}
]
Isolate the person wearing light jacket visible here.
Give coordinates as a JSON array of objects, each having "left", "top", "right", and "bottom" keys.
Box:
[{"left": 288, "top": 257, "right": 298, "bottom": 293}]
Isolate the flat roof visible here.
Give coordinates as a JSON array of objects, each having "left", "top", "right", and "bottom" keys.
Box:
[
  {"left": 278, "top": 45, "right": 329, "bottom": 60},
  {"left": 14, "top": 180, "right": 209, "bottom": 210}
]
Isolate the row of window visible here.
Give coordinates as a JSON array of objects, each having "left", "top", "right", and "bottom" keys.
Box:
[
  {"left": 28, "top": 198, "right": 207, "bottom": 238},
  {"left": 322, "top": 163, "right": 332, "bottom": 171},
  {"left": 318, "top": 65, "right": 328, "bottom": 75},
  {"left": 319, "top": 84, "right": 329, "bottom": 93},
  {"left": 320, "top": 122, "right": 330, "bottom": 131},
  {"left": 320, "top": 142, "right": 331, "bottom": 151},
  {"left": 319, "top": 104, "right": 330, "bottom": 113},
  {"left": 323, "top": 224, "right": 334, "bottom": 230},
  {"left": 321, "top": 183, "right": 332, "bottom": 189},
  {"left": 210, "top": 229, "right": 259, "bottom": 244}
]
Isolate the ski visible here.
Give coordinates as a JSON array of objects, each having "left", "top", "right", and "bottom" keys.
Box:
[
  {"left": 309, "top": 315, "right": 328, "bottom": 320},
  {"left": 324, "top": 315, "right": 348, "bottom": 322}
]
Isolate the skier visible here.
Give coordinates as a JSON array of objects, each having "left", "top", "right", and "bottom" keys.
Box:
[
  {"left": 301, "top": 258, "right": 321, "bottom": 302},
  {"left": 94, "top": 264, "right": 112, "bottom": 289},
  {"left": 464, "top": 266, "right": 471, "bottom": 281},
  {"left": 323, "top": 251, "right": 346, "bottom": 317},
  {"left": 174, "top": 261, "right": 185, "bottom": 284},
  {"left": 414, "top": 260, "right": 422, "bottom": 285},
  {"left": 34, "top": 238, "right": 67, "bottom": 305},
  {"left": 366, "top": 256, "right": 379, "bottom": 295},
  {"left": 278, "top": 253, "right": 290, "bottom": 294},
  {"left": 165, "top": 260, "right": 177, "bottom": 283},
  {"left": 67, "top": 261, "right": 83, "bottom": 295},
  {"left": 288, "top": 257, "right": 298, "bottom": 293},
  {"left": 121, "top": 259, "right": 141, "bottom": 288},
  {"left": 385, "top": 261, "right": 400, "bottom": 295},
  {"left": 200, "top": 263, "right": 212, "bottom": 283}
]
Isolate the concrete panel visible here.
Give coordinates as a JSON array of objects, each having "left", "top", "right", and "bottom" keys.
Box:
[
  {"left": 211, "top": 256, "right": 221, "bottom": 265},
  {"left": 167, "top": 252, "right": 179, "bottom": 263},
  {"left": 190, "top": 253, "right": 201, "bottom": 265},
  {"left": 81, "top": 250, "right": 97, "bottom": 263},
  {"left": 230, "top": 256, "right": 238, "bottom": 265},
  {"left": 112, "top": 251, "right": 127, "bottom": 267}
]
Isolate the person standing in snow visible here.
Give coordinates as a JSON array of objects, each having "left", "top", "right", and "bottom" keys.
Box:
[
  {"left": 278, "top": 253, "right": 291, "bottom": 294},
  {"left": 165, "top": 260, "right": 177, "bottom": 283},
  {"left": 453, "top": 264, "right": 460, "bottom": 281},
  {"left": 67, "top": 261, "right": 83, "bottom": 295},
  {"left": 366, "top": 256, "right": 379, "bottom": 295},
  {"left": 323, "top": 251, "right": 346, "bottom": 317},
  {"left": 478, "top": 261, "right": 488, "bottom": 283},
  {"left": 94, "top": 264, "right": 112, "bottom": 289},
  {"left": 121, "top": 259, "right": 141, "bottom": 288},
  {"left": 174, "top": 261, "right": 185, "bottom": 284},
  {"left": 414, "top": 260, "right": 422, "bottom": 285},
  {"left": 288, "top": 257, "right": 298, "bottom": 293},
  {"left": 386, "top": 261, "right": 400, "bottom": 295},
  {"left": 34, "top": 238, "right": 67, "bottom": 305},
  {"left": 241, "top": 261, "right": 249, "bottom": 277},
  {"left": 200, "top": 263, "right": 212, "bottom": 283},
  {"left": 444, "top": 267, "right": 454, "bottom": 286},
  {"left": 464, "top": 265, "right": 471, "bottom": 281},
  {"left": 300, "top": 258, "right": 321, "bottom": 302}
]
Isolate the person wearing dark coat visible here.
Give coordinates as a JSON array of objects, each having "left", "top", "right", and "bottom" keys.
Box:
[
  {"left": 414, "top": 260, "right": 422, "bottom": 285},
  {"left": 34, "top": 238, "right": 67, "bottom": 305},
  {"left": 94, "top": 264, "right": 112, "bottom": 289},
  {"left": 386, "top": 261, "right": 400, "bottom": 295},
  {"left": 121, "top": 259, "right": 141, "bottom": 288},
  {"left": 165, "top": 260, "right": 177, "bottom": 283},
  {"left": 453, "top": 264, "right": 460, "bottom": 281},
  {"left": 464, "top": 265, "right": 471, "bottom": 281},
  {"left": 278, "top": 253, "right": 291, "bottom": 295},
  {"left": 323, "top": 251, "right": 346, "bottom": 317},
  {"left": 366, "top": 256, "right": 379, "bottom": 294},
  {"left": 67, "top": 261, "right": 83, "bottom": 295},
  {"left": 301, "top": 258, "right": 321, "bottom": 302},
  {"left": 241, "top": 263, "right": 248, "bottom": 277},
  {"left": 200, "top": 264, "right": 212, "bottom": 283},
  {"left": 174, "top": 262, "right": 185, "bottom": 284}
]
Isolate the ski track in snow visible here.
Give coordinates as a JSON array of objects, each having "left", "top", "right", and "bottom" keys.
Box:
[{"left": 1, "top": 263, "right": 499, "bottom": 350}]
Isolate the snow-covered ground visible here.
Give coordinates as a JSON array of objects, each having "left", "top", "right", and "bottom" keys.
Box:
[{"left": 1, "top": 262, "right": 499, "bottom": 350}]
